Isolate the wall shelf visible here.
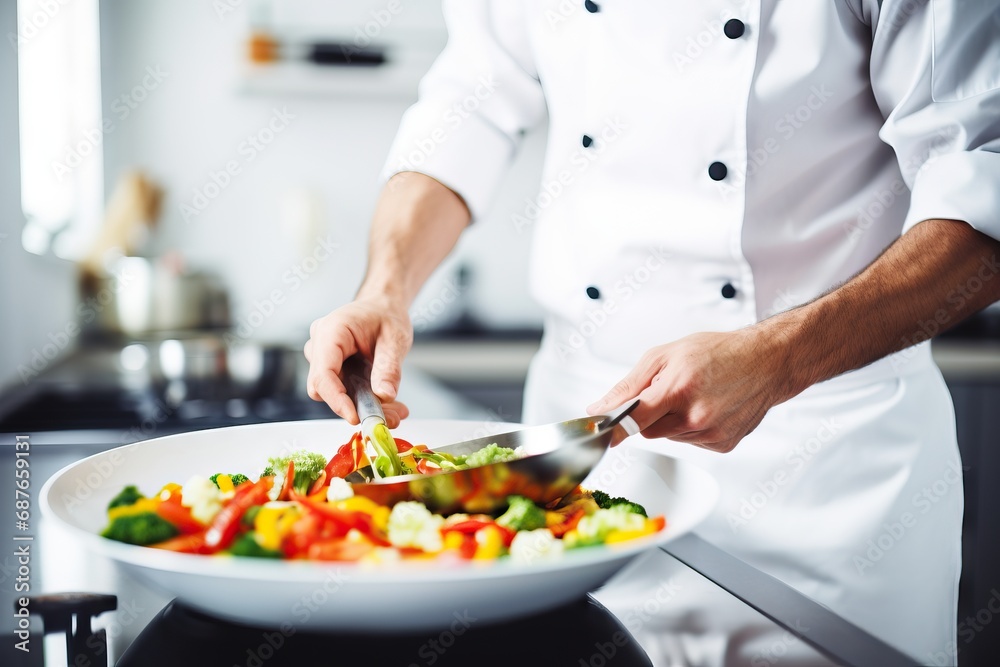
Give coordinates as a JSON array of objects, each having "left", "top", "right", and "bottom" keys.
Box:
[{"left": 235, "top": 40, "right": 442, "bottom": 100}]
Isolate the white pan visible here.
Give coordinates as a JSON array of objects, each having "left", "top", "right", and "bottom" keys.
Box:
[{"left": 40, "top": 418, "right": 719, "bottom": 632}]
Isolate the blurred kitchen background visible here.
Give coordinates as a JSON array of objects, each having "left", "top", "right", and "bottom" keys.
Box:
[
  {"left": 1, "top": 1, "right": 1000, "bottom": 665},
  {"left": 1, "top": 0, "right": 548, "bottom": 424}
]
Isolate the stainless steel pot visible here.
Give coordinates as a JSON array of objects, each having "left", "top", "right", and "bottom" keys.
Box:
[
  {"left": 145, "top": 336, "right": 301, "bottom": 404},
  {"left": 81, "top": 256, "right": 231, "bottom": 336}
]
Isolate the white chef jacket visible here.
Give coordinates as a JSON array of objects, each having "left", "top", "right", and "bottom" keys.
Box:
[{"left": 379, "top": 1, "right": 1000, "bottom": 664}]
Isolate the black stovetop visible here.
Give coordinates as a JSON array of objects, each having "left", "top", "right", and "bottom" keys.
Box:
[
  {"left": 0, "top": 384, "right": 333, "bottom": 434},
  {"left": 2, "top": 535, "right": 919, "bottom": 667}
]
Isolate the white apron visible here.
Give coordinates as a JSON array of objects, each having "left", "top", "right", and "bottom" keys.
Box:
[
  {"left": 523, "top": 331, "right": 962, "bottom": 665},
  {"left": 379, "top": 2, "right": 999, "bottom": 662}
]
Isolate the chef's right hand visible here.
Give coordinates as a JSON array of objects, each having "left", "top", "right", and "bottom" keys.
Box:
[{"left": 303, "top": 295, "right": 412, "bottom": 428}]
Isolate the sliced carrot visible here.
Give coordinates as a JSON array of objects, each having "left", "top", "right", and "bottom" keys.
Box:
[{"left": 307, "top": 470, "right": 327, "bottom": 496}]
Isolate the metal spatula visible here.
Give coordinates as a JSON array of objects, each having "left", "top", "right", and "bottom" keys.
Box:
[{"left": 343, "top": 392, "right": 641, "bottom": 514}]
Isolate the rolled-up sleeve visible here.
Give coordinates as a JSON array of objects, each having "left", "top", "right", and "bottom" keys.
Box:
[
  {"left": 866, "top": 0, "right": 1000, "bottom": 240},
  {"left": 379, "top": 1, "right": 547, "bottom": 221}
]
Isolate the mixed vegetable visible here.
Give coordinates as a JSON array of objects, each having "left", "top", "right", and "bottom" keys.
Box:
[{"left": 98, "top": 432, "right": 666, "bottom": 563}]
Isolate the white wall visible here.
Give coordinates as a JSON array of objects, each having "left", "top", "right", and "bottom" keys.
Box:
[
  {"left": 0, "top": 2, "right": 79, "bottom": 396},
  {"left": 98, "top": 0, "right": 547, "bottom": 347}
]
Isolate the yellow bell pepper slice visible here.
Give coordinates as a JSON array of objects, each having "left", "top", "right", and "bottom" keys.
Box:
[
  {"left": 473, "top": 525, "right": 505, "bottom": 560},
  {"left": 603, "top": 519, "right": 659, "bottom": 545},
  {"left": 107, "top": 497, "right": 161, "bottom": 521},
  {"left": 443, "top": 531, "right": 465, "bottom": 551},
  {"left": 216, "top": 474, "right": 235, "bottom": 494},
  {"left": 255, "top": 502, "right": 299, "bottom": 551},
  {"left": 158, "top": 483, "right": 182, "bottom": 499}
]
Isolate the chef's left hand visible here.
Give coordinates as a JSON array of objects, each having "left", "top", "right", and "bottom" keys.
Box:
[{"left": 586, "top": 330, "right": 790, "bottom": 453}]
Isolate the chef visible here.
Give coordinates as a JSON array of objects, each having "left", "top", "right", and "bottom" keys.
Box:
[{"left": 304, "top": 1, "right": 1000, "bottom": 664}]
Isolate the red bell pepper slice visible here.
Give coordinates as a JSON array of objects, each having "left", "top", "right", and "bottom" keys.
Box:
[
  {"left": 150, "top": 532, "right": 211, "bottom": 554},
  {"left": 458, "top": 534, "right": 477, "bottom": 559},
  {"left": 415, "top": 458, "right": 437, "bottom": 475},
  {"left": 156, "top": 497, "right": 205, "bottom": 535},
  {"left": 548, "top": 507, "right": 586, "bottom": 538},
  {"left": 291, "top": 491, "right": 390, "bottom": 546},
  {"left": 441, "top": 518, "right": 493, "bottom": 534},
  {"left": 203, "top": 477, "right": 273, "bottom": 552},
  {"left": 442, "top": 518, "right": 516, "bottom": 547},
  {"left": 282, "top": 513, "right": 341, "bottom": 559},
  {"left": 326, "top": 433, "right": 424, "bottom": 480},
  {"left": 306, "top": 538, "right": 375, "bottom": 562},
  {"left": 325, "top": 433, "right": 362, "bottom": 480}
]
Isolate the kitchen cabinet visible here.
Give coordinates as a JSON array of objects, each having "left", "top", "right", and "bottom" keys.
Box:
[{"left": 934, "top": 340, "right": 1000, "bottom": 667}]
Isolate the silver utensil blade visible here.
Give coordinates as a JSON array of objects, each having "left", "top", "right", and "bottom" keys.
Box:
[{"left": 346, "top": 398, "right": 640, "bottom": 514}]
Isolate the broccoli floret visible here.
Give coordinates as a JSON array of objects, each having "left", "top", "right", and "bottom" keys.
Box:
[
  {"left": 610, "top": 500, "right": 647, "bottom": 517},
  {"left": 496, "top": 495, "right": 547, "bottom": 532},
  {"left": 268, "top": 450, "right": 327, "bottom": 495},
  {"left": 588, "top": 489, "right": 647, "bottom": 517},
  {"left": 590, "top": 489, "right": 612, "bottom": 509},
  {"left": 463, "top": 443, "right": 519, "bottom": 469},
  {"left": 228, "top": 534, "right": 281, "bottom": 559},
  {"left": 209, "top": 473, "right": 222, "bottom": 488},
  {"left": 261, "top": 466, "right": 275, "bottom": 478},
  {"left": 101, "top": 512, "right": 178, "bottom": 546},
  {"left": 107, "top": 485, "right": 144, "bottom": 511}
]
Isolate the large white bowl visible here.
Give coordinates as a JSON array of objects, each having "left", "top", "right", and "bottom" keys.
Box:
[{"left": 40, "top": 419, "right": 719, "bottom": 632}]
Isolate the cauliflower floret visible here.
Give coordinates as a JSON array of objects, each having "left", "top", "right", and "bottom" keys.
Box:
[
  {"left": 326, "top": 477, "right": 354, "bottom": 503},
  {"left": 509, "top": 528, "right": 564, "bottom": 564},
  {"left": 181, "top": 475, "right": 224, "bottom": 524},
  {"left": 362, "top": 547, "right": 403, "bottom": 566},
  {"left": 387, "top": 501, "right": 444, "bottom": 553},
  {"left": 267, "top": 472, "right": 283, "bottom": 501}
]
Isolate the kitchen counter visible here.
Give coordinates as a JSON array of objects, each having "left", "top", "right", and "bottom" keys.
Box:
[
  {"left": 929, "top": 339, "right": 1000, "bottom": 379},
  {"left": 407, "top": 329, "right": 1000, "bottom": 383},
  {"left": 409, "top": 336, "right": 542, "bottom": 383},
  {"left": 9, "top": 329, "right": 990, "bottom": 431}
]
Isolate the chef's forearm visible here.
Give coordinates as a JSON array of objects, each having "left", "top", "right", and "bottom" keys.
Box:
[
  {"left": 356, "top": 171, "right": 471, "bottom": 307},
  {"left": 767, "top": 219, "right": 1000, "bottom": 399}
]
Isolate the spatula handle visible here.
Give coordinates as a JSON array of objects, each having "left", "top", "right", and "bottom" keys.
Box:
[{"left": 342, "top": 355, "right": 385, "bottom": 424}]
